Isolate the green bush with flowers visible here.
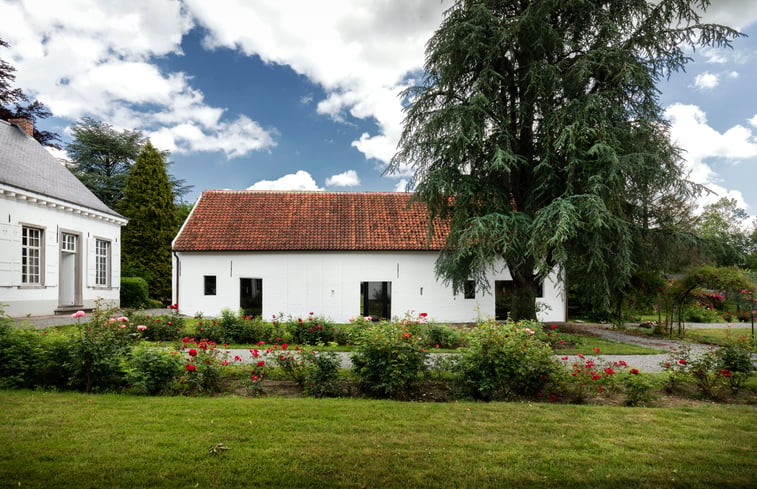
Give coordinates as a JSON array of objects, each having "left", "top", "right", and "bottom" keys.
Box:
[
  {"left": 351, "top": 321, "right": 429, "bottom": 399},
  {"left": 456, "top": 320, "right": 559, "bottom": 400}
]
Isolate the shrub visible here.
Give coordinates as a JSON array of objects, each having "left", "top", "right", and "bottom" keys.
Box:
[
  {"left": 122, "top": 345, "right": 184, "bottom": 395},
  {"left": 272, "top": 345, "right": 343, "bottom": 397},
  {"left": 423, "top": 323, "right": 466, "bottom": 349},
  {"left": 660, "top": 344, "right": 693, "bottom": 394},
  {"left": 456, "top": 320, "right": 558, "bottom": 401},
  {"left": 176, "top": 338, "right": 227, "bottom": 394},
  {"left": 622, "top": 369, "right": 655, "bottom": 406},
  {"left": 128, "top": 312, "right": 183, "bottom": 342},
  {"left": 351, "top": 321, "right": 429, "bottom": 399},
  {"left": 66, "top": 302, "right": 138, "bottom": 392},
  {"left": 120, "top": 277, "right": 150, "bottom": 308},
  {"left": 285, "top": 313, "right": 341, "bottom": 345},
  {"left": 0, "top": 314, "right": 45, "bottom": 388},
  {"left": 684, "top": 303, "right": 722, "bottom": 323},
  {"left": 559, "top": 351, "right": 623, "bottom": 403},
  {"left": 200, "top": 310, "right": 287, "bottom": 344},
  {"left": 37, "top": 333, "right": 76, "bottom": 390},
  {"left": 716, "top": 336, "right": 753, "bottom": 392}
]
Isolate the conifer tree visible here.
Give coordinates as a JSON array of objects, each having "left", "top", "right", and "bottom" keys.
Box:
[
  {"left": 391, "top": 0, "right": 741, "bottom": 321},
  {"left": 120, "top": 142, "right": 178, "bottom": 301}
]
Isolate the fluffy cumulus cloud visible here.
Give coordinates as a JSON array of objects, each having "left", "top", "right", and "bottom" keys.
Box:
[
  {"left": 185, "top": 0, "right": 445, "bottom": 171},
  {"left": 247, "top": 170, "right": 322, "bottom": 191},
  {"left": 665, "top": 103, "right": 757, "bottom": 208},
  {"left": 0, "top": 0, "right": 276, "bottom": 158},
  {"left": 325, "top": 169, "right": 360, "bottom": 187},
  {"left": 693, "top": 72, "right": 719, "bottom": 90}
]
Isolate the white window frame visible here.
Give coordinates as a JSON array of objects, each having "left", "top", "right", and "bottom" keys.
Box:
[
  {"left": 95, "top": 239, "right": 111, "bottom": 287},
  {"left": 61, "top": 233, "right": 77, "bottom": 252},
  {"left": 21, "top": 226, "right": 43, "bottom": 285}
]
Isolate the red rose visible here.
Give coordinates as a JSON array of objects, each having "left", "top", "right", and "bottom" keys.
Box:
[
  {"left": 186, "top": 364, "right": 196, "bottom": 372},
  {"left": 419, "top": 312, "right": 428, "bottom": 318},
  {"left": 630, "top": 368, "right": 639, "bottom": 375},
  {"left": 188, "top": 349, "right": 197, "bottom": 357},
  {"left": 257, "top": 360, "right": 265, "bottom": 367}
]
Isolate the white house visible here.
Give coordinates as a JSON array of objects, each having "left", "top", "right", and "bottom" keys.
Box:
[
  {"left": 0, "top": 119, "right": 127, "bottom": 317},
  {"left": 172, "top": 190, "right": 566, "bottom": 323}
]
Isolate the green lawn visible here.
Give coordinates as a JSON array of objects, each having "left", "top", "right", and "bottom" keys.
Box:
[
  {"left": 558, "top": 336, "right": 661, "bottom": 355},
  {"left": 684, "top": 328, "right": 756, "bottom": 351},
  {"left": 1, "top": 390, "right": 754, "bottom": 489}
]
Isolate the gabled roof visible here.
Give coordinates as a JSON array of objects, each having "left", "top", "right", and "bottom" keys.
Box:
[
  {"left": 173, "top": 190, "right": 449, "bottom": 252},
  {"left": 0, "top": 119, "right": 122, "bottom": 218}
]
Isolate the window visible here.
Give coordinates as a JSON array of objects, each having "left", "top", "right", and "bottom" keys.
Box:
[
  {"left": 360, "top": 281, "right": 391, "bottom": 320},
  {"left": 204, "top": 275, "right": 216, "bottom": 295},
  {"left": 61, "top": 233, "right": 77, "bottom": 252},
  {"left": 464, "top": 280, "right": 476, "bottom": 299},
  {"left": 21, "top": 226, "right": 43, "bottom": 284},
  {"left": 95, "top": 239, "right": 110, "bottom": 287}
]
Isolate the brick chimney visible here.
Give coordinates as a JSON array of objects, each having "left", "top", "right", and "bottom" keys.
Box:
[{"left": 8, "top": 118, "right": 34, "bottom": 137}]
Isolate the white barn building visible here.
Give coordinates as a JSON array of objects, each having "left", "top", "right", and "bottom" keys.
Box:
[
  {"left": 172, "top": 190, "right": 566, "bottom": 323},
  {"left": 0, "top": 119, "right": 127, "bottom": 317}
]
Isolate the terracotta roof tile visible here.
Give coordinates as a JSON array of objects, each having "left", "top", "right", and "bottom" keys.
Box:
[{"left": 173, "top": 190, "right": 449, "bottom": 252}]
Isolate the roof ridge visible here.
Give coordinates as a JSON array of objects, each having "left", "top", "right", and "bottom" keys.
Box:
[{"left": 202, "top": 189, "right": 413, "bottom": 195}]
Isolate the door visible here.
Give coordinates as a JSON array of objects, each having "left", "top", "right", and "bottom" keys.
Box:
[
  {"left": 240, "top": 278, "right": 262, "bottom": 317},
  {"left": 360, "top": 281, "right": 391, "bottom": 320},
  {"left": 59, "top": 233, "right": 81, "bottom": 306}
]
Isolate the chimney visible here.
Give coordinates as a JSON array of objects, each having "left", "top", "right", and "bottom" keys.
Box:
[{"left": 8, "top": 118, "right": 34, "bottom": 137}]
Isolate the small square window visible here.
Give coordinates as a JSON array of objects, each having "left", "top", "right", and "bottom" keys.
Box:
[
  {"left": 464, "top": 280, "right": 475, "bottom": 299},
  {"left": 204, "top": 275, "right": 216, "bottom": 295}
]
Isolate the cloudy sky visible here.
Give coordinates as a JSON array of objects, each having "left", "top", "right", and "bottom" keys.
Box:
[{"left": 2, "top": 0, "right": 757, "bottom": 214}]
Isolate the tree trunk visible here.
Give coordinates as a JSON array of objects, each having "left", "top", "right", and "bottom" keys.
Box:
[{"left": 510, "top": 266, "right": 538, "bottom": 321}]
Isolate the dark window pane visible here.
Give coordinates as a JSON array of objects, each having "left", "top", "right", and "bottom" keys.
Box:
[{"left": 204, "top": 275, "right": 216, "bottom": 295}]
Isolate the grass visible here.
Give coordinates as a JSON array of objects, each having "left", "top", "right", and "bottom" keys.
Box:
[
  {"left": 558, "top": 336, "right": 661, "bottom": 355},
  {"left": 683, "top": 328, "right": 756, "bottom": 351},
  {"left": 0, "top": 390, "right": 755, "bottom": 489}
]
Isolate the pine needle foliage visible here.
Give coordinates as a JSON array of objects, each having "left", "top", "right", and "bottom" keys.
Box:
[
  {"left": 119, "top": 142, "right": 178, "bottom": 301},
  {"left": 391, "top": 0, "right": 741, "bottom": 320}
]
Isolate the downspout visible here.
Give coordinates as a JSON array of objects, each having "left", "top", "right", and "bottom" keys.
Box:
[{"left": 173, "top": 251, "right": 180, "bottom": 310}]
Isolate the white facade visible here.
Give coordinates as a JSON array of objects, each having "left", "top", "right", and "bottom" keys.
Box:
[
  {"left": 173, "top": 250, "right": 566, "bottom": 323},
  {"left": 0, "top": 184, "right": 126, "bottom": 317}
]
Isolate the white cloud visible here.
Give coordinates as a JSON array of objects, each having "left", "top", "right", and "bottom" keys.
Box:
[
  {"left": 393, "top": 179, "right": 411, "bottom": 192},
  {"left": 665, "top": 103, "right": 757, "bottom": 208},
  {"left": 749, "top": 114, "right": 757, "bottom": 128},
  {"left": 247, "top": 170, "right": 322, "bottom": 191},
  {"left": 325, "top": 170, "right": 360, "bottom": 187},
  {"left": 150, "top": 116, "right": 276, "bottom": 157},
  {"left": 185, "top": 0, "right": 446, "bottom": 166},
  {"left": 0, "top": 0, "right": 277, "bottom": 159},
  {"left": 694, "top": 72, "right": 719, "bottom": 89},
  {"left": 699, "top": 0, "right": 757, "bottom": 31}
]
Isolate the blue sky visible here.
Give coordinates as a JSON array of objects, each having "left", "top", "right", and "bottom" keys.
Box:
[{"left": 2, "top": 0, "right": 757, "bottom": 218}]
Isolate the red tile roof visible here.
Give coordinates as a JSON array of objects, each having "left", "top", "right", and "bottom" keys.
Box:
[{"left": 173, "top": 191, "right": 449, "bottom": 252}]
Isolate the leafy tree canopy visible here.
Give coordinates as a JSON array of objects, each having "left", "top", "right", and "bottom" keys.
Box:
[
  {"left": 391, "top": 0, "right": 741, "bottom": 320},
  {"left": 698, "top": 197, "right": 756, "bottom": 267},
  {"left": 67, "top": 117, "right": 146, "bottom": 209},
  {"left": 0, "top": 37, "right": 60, "bottom": 147},
  {"left": 67, "top": 117, "right": 192, "bottom": 209}
]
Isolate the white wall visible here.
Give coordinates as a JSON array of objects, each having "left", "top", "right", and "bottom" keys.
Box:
[
  {"left": 173, "top": 251, "right": 566, "bottom": 323},
  {"left": 0, "top": 188, "right": 124, "bottom": 317}
]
